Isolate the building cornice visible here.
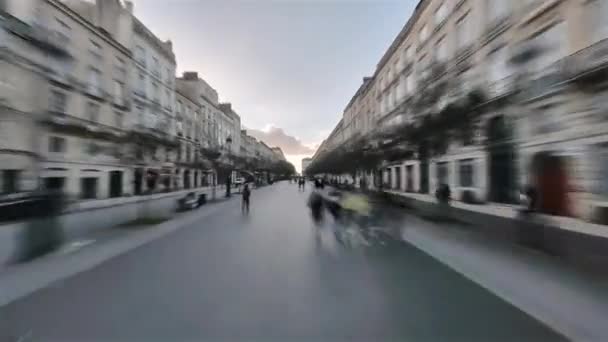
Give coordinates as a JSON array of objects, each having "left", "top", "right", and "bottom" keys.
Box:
[
  {"left": 133, "top": 16, "right": 176, "bottom": 63},
  {"left": 47, "top": 0, "right": 131, "bottom": 57},
  {"left": 175, "top": 88, "right": 199, "bottom": 107},
  {"left": 375, "top": 0, "right": 428, "bottom": 76}
]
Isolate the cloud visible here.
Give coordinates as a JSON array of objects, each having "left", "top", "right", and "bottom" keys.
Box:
[{"left": 247, "top": 126, "right": 315, "bottom": 155}]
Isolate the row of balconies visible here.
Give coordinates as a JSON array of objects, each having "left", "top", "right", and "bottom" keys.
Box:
[
  {"left": 2, "top": 15, "right": 72, "bottom": 59},
  {"left": 360, "top": 38, "right": 608, "bottom": 145},
  {"left": 47, "top": 70, "right": 131, "bottom": 111}
]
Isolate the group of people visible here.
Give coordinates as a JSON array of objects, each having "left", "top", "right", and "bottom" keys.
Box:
[{"left": 295, "top": 177, "right": 306, "bottom": 191}]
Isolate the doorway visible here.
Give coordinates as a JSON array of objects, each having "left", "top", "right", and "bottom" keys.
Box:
[
  {"left": 134, "top": 168, "right": 143, "bottom": 195},
  {"left": 109, "top": 171, "right": 123, "bottom": 198},
  {"left": 487, "top": 116, "right": 517, "bottom": 203}
]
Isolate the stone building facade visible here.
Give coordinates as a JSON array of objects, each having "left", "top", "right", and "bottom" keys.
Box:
[{"left": 315, "top": 0, "right": 608, "bottom": 220}]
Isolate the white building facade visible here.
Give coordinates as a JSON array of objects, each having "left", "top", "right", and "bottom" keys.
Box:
[
  {"left": 0, "top": 0, "right": 136, "bottom": 199},
  {"left": 314, "top": 0, "right": 608, "bottom": 221}
]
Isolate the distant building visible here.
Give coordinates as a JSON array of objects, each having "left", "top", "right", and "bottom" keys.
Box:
[
  {"left": 302, "top": 158, "right": 312, "bottom": 175},
  {"left": 271, "top": 147, "right": 286, "bottom": 161}
]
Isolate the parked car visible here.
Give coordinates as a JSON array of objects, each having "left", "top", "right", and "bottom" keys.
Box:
[{"left": 177, "top": 192, "right": 200, "bottom": 211}]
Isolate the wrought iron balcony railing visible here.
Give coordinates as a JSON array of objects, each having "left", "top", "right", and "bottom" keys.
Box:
[{"left": 566, "top": 38, "right": 608, "bottom": 83}]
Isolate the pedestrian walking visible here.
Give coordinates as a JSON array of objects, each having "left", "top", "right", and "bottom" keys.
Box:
[
  {"left": 242, "top": 183, "right": 251, "bottom": 214},
  {"left": 308, "top": 183, "right": 325, "bottom": 224}
]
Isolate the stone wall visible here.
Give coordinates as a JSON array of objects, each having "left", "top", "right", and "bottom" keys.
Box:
[
  {"left": 0, "top": 187, "right": 216, "bottom": 268},
  {"left": 383, "top": 192, "right": 608, "bottom": 270}
]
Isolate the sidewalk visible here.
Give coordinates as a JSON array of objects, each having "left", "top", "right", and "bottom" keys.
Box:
[
  {"left": 400, "top": 214, "right": 608, "bottom": 341},
  {"left": 0, "top": 197, "right": 235, "bottom": 308},
  {"left": 385, "top": 190, "right": 608, "bottom": 239}
]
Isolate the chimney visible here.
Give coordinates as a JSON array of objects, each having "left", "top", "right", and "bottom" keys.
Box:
[
  {"left": 96, "top": 0, "right": 122, "bottom": 38},
  {"left": 123, "top": 0, "right": 134, "bottom": 13},
  {"left": 164, "top": 39, "right": 173, "bottom": 51},
  {"left": 220, "top": 103, "right": 232, "bottom": 112},
  {"left": 182, "top": 72, "right": 199, "bottom": 81}
]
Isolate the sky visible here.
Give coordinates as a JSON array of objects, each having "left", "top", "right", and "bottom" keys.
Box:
[{"left": 134, "top": 0, "right": 416, "bottom": 172}]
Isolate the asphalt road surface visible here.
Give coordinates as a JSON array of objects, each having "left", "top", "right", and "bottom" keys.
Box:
[{"left": 0, "top": 182, "right": 565, "bottom": 341}]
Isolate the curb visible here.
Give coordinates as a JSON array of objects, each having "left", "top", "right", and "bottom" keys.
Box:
[{"left": 400, "top": 216, "right": 608, "bottom": 341}]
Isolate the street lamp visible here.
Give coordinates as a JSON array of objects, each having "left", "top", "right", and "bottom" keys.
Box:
[{"left": 225, "top": 136, "right": 233, "bottom": 197}]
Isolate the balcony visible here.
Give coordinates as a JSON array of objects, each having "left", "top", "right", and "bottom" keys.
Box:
[
  {"left": 3, "top": 16, "right": 71, "bottom": 59},
  {"left": 486, "top": 74, "right": 518, "bottom": 101},
  {"left": 481, "top": 15, "right": 512, "bottom": 46},
  {"left": 46, "top": 111, "right": 125, "bottom": 141},
  {"left": 455, "top": 45, "right": 474, "bottom": 65},
  {"left": 85, "top": 84, "right": 107, "bottom": 101},
  {"left": 89, "top": 49, "right": 103, "bottom": 63},
  {"left": 566, "top": 38, "right": 608, "bottom": 85},
  {"left": 135, "top": 57, "right": 146, "bottom": 69},
  {"left": 47, "top": 69, "right": 77, "bottom": 90},
  {"left": 133, "top": 89, "right": 147, "bottom": 100},
  {"left": 112, "top": 97, "right": 130, "bottom": 110},
  {"left": 523, "top": 61, "right": 569, "bottom": 102}
]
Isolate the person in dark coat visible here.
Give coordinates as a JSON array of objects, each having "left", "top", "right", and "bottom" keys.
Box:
[
  {"left": 308, "top": 188, "right": 324, "bottom": 224},
  {"left": 242, "top": 184, "right": 251, "bottom": 214}
]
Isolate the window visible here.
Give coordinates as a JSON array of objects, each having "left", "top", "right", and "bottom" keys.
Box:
[
  {"left": 136, "top": 106, "right": 144, "bottom": 124},
  {"left": 114, "top": 112, "right": 123, "bottom": 128},
  {"left": 527, "top": 22, "right": 567, "bottom": 72},
  {"left": 2, "top": 170, "right": 20, "bottom": 194},
  {"left": 165, "top": 89, "right": 171, "bottom": 109},
  {"left": 135, "top": 45, "right": 145, "bottom": 65},
  {"left": 533, "top": 104, "right": 564, "bottom": 135},
  {"left": 459, "top": 159, "right": 475, "bottom": 187},
  {"left": 405, "top": 45, "right": 414, "bottom": 59},
  {"left": 80, "top": 177, "right": 98, "bottom": 200},
  {"left": 86, "top": 102, "right": 100, "bottom": 122},
  {"left": 435, "top": 3, "right": 448, "bottom": 25},
  {"left": 152, "top": 57, "right": 160, "bottom": 76},
  {"left": 54, "top": 18, "right": 71, "bottom": 45},
  {"left": 44, "top": 177, "right": 65, "bottom": 192},
  {"left": 488, "top": 47, "right": 511, "bottom": 83},
  {"left": 88, "top": 68, "right": 101, "bottom": 94},
  {"left": 49, "top": 136, "right": 66, "bottom": 153},
  {"left": 86, "top": 142, "right": 100, "bottom": 155},
  {"left": 115, "top": 56, "right": 126, "bottom": 73},
  {"left": 418, "top": 56, "right": 431, "bottom": 80},
  {"left": 435, "top": 38, "right": 447, "bottom": 61},
  {"left": 152, "top": 83, "right": 159, "bottom": 102},
  {"left": 55, "top": 18, "right": 71, "bottom": 31},
  {"left": 89, "top": 40, "right": 103, "bottom": 62},
  {"left": 456, "top": 15, "right": 472, "bottom": 49},
  {"left": 137, "top": 73, "right": 145, "bottom": 94},
  {"left": 49, "top": 90, "right": 67, "bottom": 113},
  {"left": 419, "top": 24, "right": 429, "bottom": 43},
  {"left": 113, "top": 80, "right": 124, "bottom": 101}
]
